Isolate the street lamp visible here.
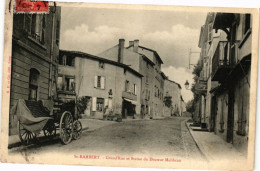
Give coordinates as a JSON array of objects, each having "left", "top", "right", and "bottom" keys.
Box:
[{"left": 185, "top": 80, "right": 190, "bottom": 90}]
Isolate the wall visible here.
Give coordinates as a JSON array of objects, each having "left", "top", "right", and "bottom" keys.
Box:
[
  {"left": 9, "top": 8, "right": 61, "bottom": 135},
  {"left": 139, "top": 57, "right": 155, "bottom": 118},
  {"left": 163, "top": 80, "right": 182, "bottom": 117},
  {"left": 98, "top": 45, "right": 141, "bottom": 73},
  {"left": 215, "top": 91, "right": 229, "bottom": 141},
  {"left": 76, "top": 57, "right": 141, "bottom": 119},
  {"left": 233, "top": 68, "right": 250, "bottom": 155}
]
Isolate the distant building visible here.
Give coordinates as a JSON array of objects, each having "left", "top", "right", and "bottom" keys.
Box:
[
  {"left": 58, "top": 50, "right": 142, "bottom": 119},
  {"left": 99, "top": 39, "right": 165, "bottom": 119},
  {"left": 9, "top": 7, "right": 61, "bottom": 135},
  {"left": 163, "top": 78, "right": 183, "bottom": 117}
]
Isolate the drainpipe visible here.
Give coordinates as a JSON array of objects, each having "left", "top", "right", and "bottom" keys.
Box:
[{"left": 49, "top": 8, "right": 56, "bottom": 98}]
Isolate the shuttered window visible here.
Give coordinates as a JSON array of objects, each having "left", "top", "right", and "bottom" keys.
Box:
[
  {"left": 134, "top": 84, "right": 137, "bottom": 95},
  {"left": 56, "top": 20, "right": 60, "bottom": 45},
  {"left": 29, "top": 68, "right": 40, "bottom": 101},
  {"left": 94, "top": 76, "right": 105, "bottom": 89},
  {"left": 24, "top": 14, "right": 45, "bottom": 44}
]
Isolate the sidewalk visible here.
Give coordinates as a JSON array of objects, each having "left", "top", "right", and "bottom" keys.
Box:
[
  {"left": 8, "top": 118, "right": 117, "bottom": 148},
  {"left": 186, "top": 122, "right": 246, "bottom": 162}
]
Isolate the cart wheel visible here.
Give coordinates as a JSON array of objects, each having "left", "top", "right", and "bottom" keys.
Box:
[
  {"left": 17, "top": 121, "right": 36, "bottom": 145},
  {"left": 43, "top": 120, "right": 56, "bottom": 140},
  {"left": 72, "top": 120, "right": 82, "bottom": 140},
  {"left": 59, "top": 111, "right": 73, "bottom": 145}
]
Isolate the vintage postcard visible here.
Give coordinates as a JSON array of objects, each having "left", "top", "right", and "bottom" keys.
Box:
[{"left": 0, "top": 0, "right": 259, "bottom": 170}]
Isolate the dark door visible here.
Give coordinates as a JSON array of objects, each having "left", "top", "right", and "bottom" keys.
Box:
[
  {"left": 122, "top": 100, "right": 126, "bottom": 119},
  {"left": 227, "top": 88, "right": 235, "bottom": 143},
  {"left": 210, "top": 96, "right": 217, "bottom": 132}
]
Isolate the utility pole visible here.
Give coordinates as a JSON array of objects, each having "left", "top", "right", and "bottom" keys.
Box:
[{"left": 188, "top": 48, "right": 201, "bottom": 69}]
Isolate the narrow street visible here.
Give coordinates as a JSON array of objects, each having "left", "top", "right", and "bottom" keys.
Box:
[{"left": 9, "top": 117, "right": 204, "bottom": 161}]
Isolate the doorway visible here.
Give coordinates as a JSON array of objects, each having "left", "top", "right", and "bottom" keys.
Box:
[
  {"left": 122, "top": 100, "right": 136, "bottom": 119},
  {"left": 210, "top": 95, "right": 217, "bottom": 132},
  {"left": 227, "top": 88, "right": 234, "bottom": 143}
]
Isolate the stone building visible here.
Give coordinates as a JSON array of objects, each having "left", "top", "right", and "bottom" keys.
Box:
[
  {"left": 196, "top": 12, "right": 252, "bottom": 155},
  {"left": 212, "top": 13, "right": 252, "bottom": 155},
  {"left": 9, "top": 7, "right": 61, "bottom": 135},
  {"left": 99, "top": 39, "right": 165, "bottom": 119},
  {"left": 163, "top": 78, "right": 183, "bottom": 117},
  {"left": 126, "top": 41, "right": 165, "bottom": 119},
  {"left": 58, "top": 50, "right": 142, "bottom": 119}
]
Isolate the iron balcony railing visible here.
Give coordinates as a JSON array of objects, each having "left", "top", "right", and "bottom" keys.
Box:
[
  {"left": 211, "top": 41, "right": 239, "bottom": 81},
  {"left": 212, "top": 41, "right": 230, "bottom": 77}
]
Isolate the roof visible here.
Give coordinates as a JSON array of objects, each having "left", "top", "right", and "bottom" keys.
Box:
[
  {"left": 165, "top": 78, "right": 182, "bottom": 89},
  {"left": 160, "top": 72, "right": 167, "bottom": 79},
  {"left": 126, "top": 45, "right": 163, "bottom": 64},
  {"left": 138, "top": 53, "right": 155, "bottom": 66},
  {"left": 60, "top": 50, "right": 143, "bottom": 78}
]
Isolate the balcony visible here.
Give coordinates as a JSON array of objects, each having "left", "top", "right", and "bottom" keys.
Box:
[
  {"left": 211, "top": 41, "right": 238, "bottom": 81},
  {"left": 194, "top": 79, "right": 207, "bottom": 95},
  {"left": 122, "top": 91, "right": 137, "bottom": 101}
]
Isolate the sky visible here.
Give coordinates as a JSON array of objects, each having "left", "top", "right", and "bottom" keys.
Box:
[{"left": 60, "top": 7, "right": 207, "bottom": 102}]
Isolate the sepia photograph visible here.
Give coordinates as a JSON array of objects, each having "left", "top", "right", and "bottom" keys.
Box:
[{"left": 0, "top": 0, "right": 259, "bottom": 170}]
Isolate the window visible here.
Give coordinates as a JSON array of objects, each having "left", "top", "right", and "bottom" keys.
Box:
[
  {"left": 29, "top": 68, "right": 40, "bottom": 101},
  {"left": 56, "top": 20, "right": 60, "bottom": 45},
  {"left": 96, "top": 98, "right": 104, "bottom": 112},
  {"left": 125, "top": 80, "right": 129, "bottom": 92},
  {"left": 134, "top": 84, "right": 137, "bottom": 95},
  {"left": 94, "top": 76, "right": 105, "bottom": 89},
  {"left": 57, "top": 76, "right": 63, "bottom": 90},
  {"left": 65, "top": 76, "right": 75, "bottom": 91},
  {"left": 244, "top": 14, "right": 251, "bottom": 34},
  {"left": 97, "top": 76, "right": 101, "bottom": 88},
  {"left": 146, "top": 62, "right": 149, "bottom": 69},
  {"left": 146, "top": 75, "right": 149, "bottom": 83},
  {"left": 24, "top": 14, "right": 46, "bottom": 44},
  {"left": 99, "top": 61, "right": 105, "bottom": 69},
  {"left": 66, "top": 56, "right": 75, "bottom": 66},
  {"left": 59, "top": 55, "right": 75, "bottom": 66},
  {"left": 145, "top": 89, "right": 148, "bottom": 100}
]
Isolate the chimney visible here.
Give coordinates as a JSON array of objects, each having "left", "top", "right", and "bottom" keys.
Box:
[
  {"left": 133, "top": 39, "right": 139, "bottom": 53},
  {"left": 118, "top": 39, "right": 125, "bottom": 63},
  {"left": 129, "top": 41, "right": 134, "bottom": 46}
]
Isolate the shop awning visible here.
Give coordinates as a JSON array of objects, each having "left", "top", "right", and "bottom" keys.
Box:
[{"left": 123, "top": 98, "right": 138, "bottom": 105}]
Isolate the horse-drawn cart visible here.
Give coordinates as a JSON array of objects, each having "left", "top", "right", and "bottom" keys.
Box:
[{"left": 12, "top": 98, "right": 82, "bottom": 145}]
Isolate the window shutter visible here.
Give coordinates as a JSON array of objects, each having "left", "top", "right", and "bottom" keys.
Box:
[
  {"left": 35, "top": 15, "right": 41, "bottom": 40},
  {"left": 94, "top": 76, "right": 97, "bottom": 88},
  {"left": 92, "top": 97, "right": 96, "bottom": 111},
  {"left": 24, "top": 14, "right": 31, "bottom": 32},
  {"left": 104, "top": 98, "right": 108, "bottom": 107},
  {"left": 108, "top": 99, "right": 113, "bottom": 109},
  {"left": 208, "top": 23, "right": 213, "bottom": 42},
  {"left": 101, "top": 77, "right": 105, "bottom": 89}
]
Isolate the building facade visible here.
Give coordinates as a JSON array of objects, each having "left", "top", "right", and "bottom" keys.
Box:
[
  {"left": 126, "top": 40, "right": 165, "bottom": 119},
  {"left": 195, "top": 12, "right": 252, "bottom": 155},
  {"left": 163, "top": 79, "right": 183, "bottom": 117},
  {"left": 9, "top": 7, "right": 61, "bottom": 135},
  {"left": 99, "top": 39, "right": 166, "bottom": 119},
  {"left": 58, "top": 50, "right": 142, "bottom": 119},
  {"left": 212, "top": 13, "right": 252, "bottom": 155}
]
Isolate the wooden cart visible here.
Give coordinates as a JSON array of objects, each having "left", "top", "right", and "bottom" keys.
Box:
[{"left": 16, "top": 98, "right": 82, "bottom": 145}]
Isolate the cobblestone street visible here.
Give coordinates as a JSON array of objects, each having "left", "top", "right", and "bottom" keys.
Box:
[{"left": 9, "top": 117, "right": 204, "bottom": 162}]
